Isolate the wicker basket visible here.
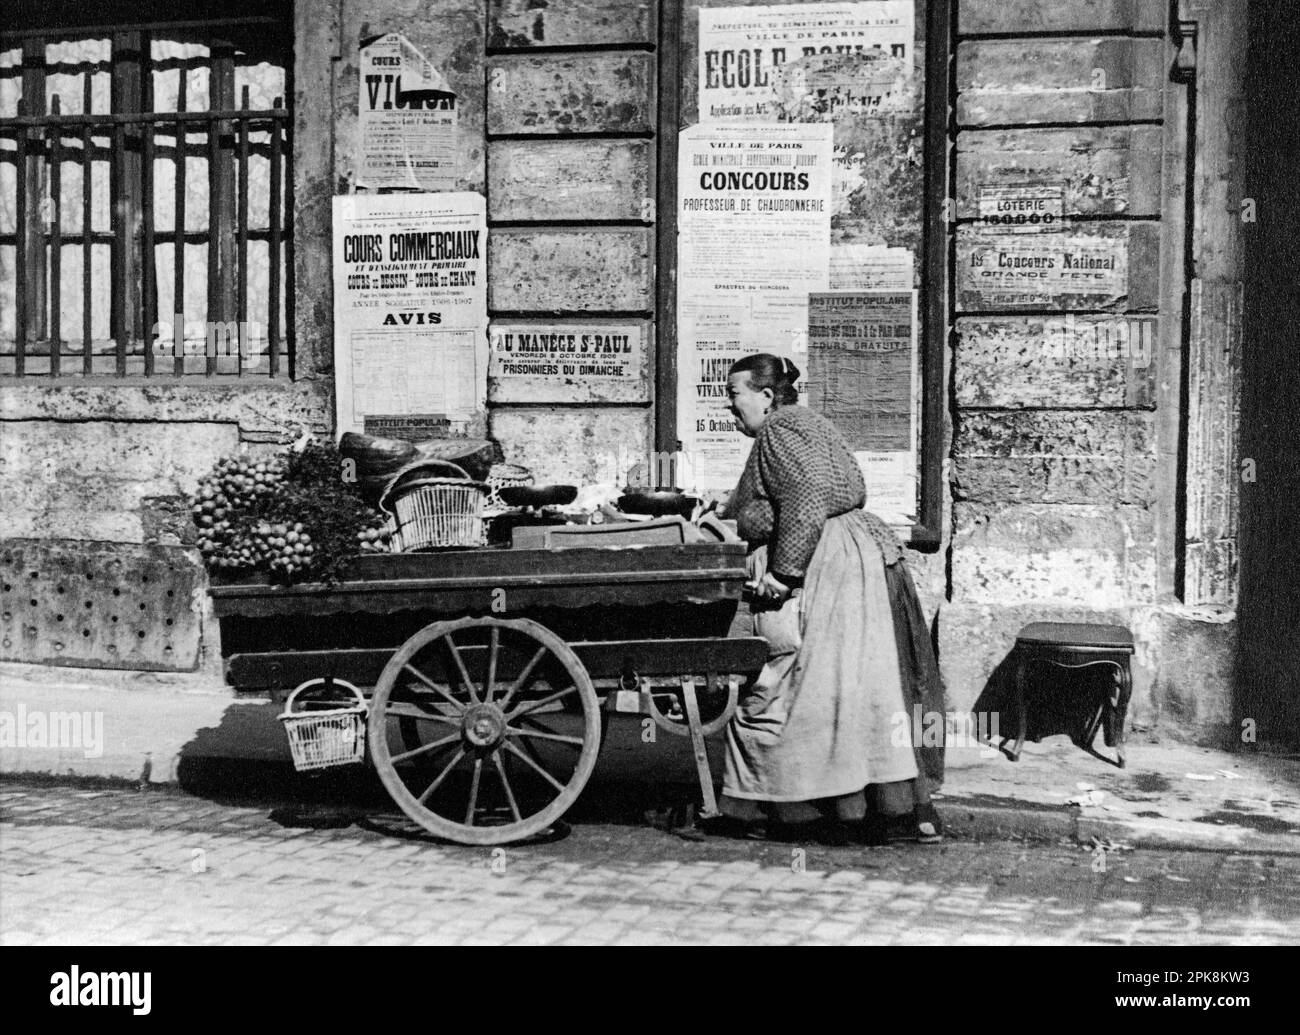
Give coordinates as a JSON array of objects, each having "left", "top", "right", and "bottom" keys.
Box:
[
  {"left": 278, "top": 678, "right": 368, "bottom": 771},
  {"left": 379, "top": 459, "right": 488, "bottom": 550}
]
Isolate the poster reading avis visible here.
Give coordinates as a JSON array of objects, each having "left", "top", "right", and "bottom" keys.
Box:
[{"left": 332, "top": 192, "right": 487, "bottom": 440}]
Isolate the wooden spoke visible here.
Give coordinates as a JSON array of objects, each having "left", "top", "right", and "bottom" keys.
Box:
[
  {"left": 416, "top": 748, "right": 466, "bottom": 805},
  {"left": 391, "top": 732, "right": 460, "bottom": 766},
  {"left": 507, "top": 722, "right": 584, "bottom": 747},
  {"left": 483, "top": 626, "right": 500, "bottom": 705},
  {"left": 444, "top": 633, "right": 480, "bottom": 705},
  {"left": 384, "top": 702, "right": 460, "bottom": 727},
  {"left": 465, "top": 757, "right": 483, "bottom": 825},
  {"left": 507, "top": 684, "right": 579, "bottom": 721},
  {"left": 370, "top": 617, "right": 600, "bottom": 845},
  {"left": 512, "top": 720, "right": 552, "bottom": 773},
  {"left": 492, "top": 754, "right": 522, "bottom": 822},
  {"left": 404, "top": 663, "right": 468, "bottom": 714},
  {"left": 493, "top": 645, "right": 549, "bottom": 712},
  {"left": 502, "top": 740, "right": 567, "bottom": 793}
]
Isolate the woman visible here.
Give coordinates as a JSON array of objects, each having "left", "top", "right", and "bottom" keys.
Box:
[{"left": 715, "top": 353, "right": 945, "bottom": 845}]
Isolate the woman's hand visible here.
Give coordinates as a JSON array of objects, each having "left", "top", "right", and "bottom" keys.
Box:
[
  {"left": 698, "top": 490, "right": 732, "bottom": 517},
  {"left": 752, "top": 572, "right": 792, "bottom": 602}
]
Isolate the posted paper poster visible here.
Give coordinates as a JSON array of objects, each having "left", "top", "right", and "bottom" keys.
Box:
[
  {"left": 829, "top": 244, "right": 913, "bottom": 290},
  {"left": 806, "top": 291, "right": 919, "bottom": 522},
  {"left": 699, "top": 1, "right": 914, "bottom": 122},
  {"left": 680, "top": 309, "right": 748, "bottom": 490},
  {"left": 958, "top": 233, "right": 1128, "bottom": 308},
  {"left": 975, "top": 183, "right": 1065, "bottom": 233},
  {"left": 676, "top": 122, "right": 834, "bottom": 490},
  {"left": 332, "top": 192, "right": 487, "bottom": 438},
  {"left": 487, "top": 323, "right": 648, "bottom": 404},
  {"left": 357, "top": 33, "right": 459, "bottom": 191}
]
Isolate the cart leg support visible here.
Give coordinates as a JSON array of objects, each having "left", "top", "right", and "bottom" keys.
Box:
[{"left": 680, "top": 676, "right": 720, "bottom": 819}]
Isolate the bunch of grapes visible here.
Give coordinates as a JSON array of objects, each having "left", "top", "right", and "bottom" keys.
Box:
[
  {"left": 217, "top": 454, "right": 287, "bottom": 508},
  {"left": 356, "top": 516, "right": 394, "bottom": 553},
  {"left": 192, "top": 442, "right": 394, "bottom": 584},
  {"left": 192, "top": 454, "right": 289, "bottom": 571},
  {"left": 252, "top": 521, "right": 316, "bottom": 575}
]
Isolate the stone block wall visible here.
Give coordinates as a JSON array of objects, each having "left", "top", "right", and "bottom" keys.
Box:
[
  {"left": 483, "top": 1, "right": 657, "bottom": 483},
  {"left": 941, "top": 0, "right": 1237, "bottom": 737}
]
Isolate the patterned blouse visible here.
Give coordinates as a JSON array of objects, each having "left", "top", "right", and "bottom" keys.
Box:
[{"left": 728, "top": 404, "right": 901, "bottom": 584}]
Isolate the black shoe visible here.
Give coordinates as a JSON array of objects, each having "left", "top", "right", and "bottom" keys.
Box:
[
  {"left": 816, "top": 818, "right": 857, "bottom": 847},
  {"left": 860, "top": 807, "right": 944, "bottom": 846},
  {"left": 859, "top": 813, "right": 890, "bottom": 847},
  {"left": 692, "top": 814, "right": 757, "bottom": 840}
]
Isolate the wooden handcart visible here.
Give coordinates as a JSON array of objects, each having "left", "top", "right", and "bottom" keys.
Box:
[{"left": 209, "top": 543, "right": 766, "bottom": 845}]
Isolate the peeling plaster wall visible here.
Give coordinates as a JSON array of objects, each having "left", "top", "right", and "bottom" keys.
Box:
[{"left": 483, "top": 0, "right": 657, "bottom": 485}]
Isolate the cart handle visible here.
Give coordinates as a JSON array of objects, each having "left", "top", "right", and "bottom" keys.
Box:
[
  {"left": 378, "top": 458, "right": 488, "bottom": 515},
  {"left": 277, "top": 676, "right": 367, "bottom": 721}
]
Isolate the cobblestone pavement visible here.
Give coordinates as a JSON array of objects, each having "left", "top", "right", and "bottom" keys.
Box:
[{"left": 2, "top": 780, "right": 1299, "bottom": 946}]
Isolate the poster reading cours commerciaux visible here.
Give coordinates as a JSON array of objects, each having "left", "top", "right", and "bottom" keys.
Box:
[{"left": 332, "top": 192, "right": 487, "bottom": 439}]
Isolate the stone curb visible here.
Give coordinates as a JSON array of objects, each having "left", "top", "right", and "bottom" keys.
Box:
[{"left": 936, "top": 798, "right": 1300, "bottom": 857}]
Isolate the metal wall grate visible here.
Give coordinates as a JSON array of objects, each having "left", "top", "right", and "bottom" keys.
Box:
[
  {"left": 0, "top": 540, "right": 204, "bottom": 670},
  {"left": 0, "top": 14, "right": 293, "bottom": 377}
]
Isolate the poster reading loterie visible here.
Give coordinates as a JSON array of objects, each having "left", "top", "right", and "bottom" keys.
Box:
[
  {"left": 675, "top": 121, "right": 834, "bottom": 491},
  {"left": 332, "top": 192, "right": 487, "bottom": 438},
  {"left": 357, "top": 32, "right": 459, "bottom": 191}
]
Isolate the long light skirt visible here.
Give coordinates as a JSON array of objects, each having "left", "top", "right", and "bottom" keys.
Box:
[{"left": 722, "top": 510, "right": 919, "bottom": 805}]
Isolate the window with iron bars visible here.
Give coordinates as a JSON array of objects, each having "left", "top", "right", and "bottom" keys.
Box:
[{"left": 0, "top": 7, "right": 293, "bottom": 377}]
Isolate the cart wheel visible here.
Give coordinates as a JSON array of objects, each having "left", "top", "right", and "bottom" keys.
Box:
[{"left": 369, "top": 616, "right": 600, "bottom": 846}]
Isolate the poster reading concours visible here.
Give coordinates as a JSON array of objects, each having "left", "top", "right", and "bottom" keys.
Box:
[
  {"left": 331, "top": 192, "right": 487, "bottom": 439},
  {"left": 675, "top": 121, "right": 834, "bottom": 491}
]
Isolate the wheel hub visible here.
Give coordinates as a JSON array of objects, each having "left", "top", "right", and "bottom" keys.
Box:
[{"left": 461, "top": 703, "right": 506, "bottom": 749}]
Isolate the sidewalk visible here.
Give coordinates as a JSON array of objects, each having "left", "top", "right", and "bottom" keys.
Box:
[
  {"left": 3, "top": 661, "right": 1299, "bottom": 855},
  {"left": 938, "top": 734, "right": 1300, "bottom": 856}
]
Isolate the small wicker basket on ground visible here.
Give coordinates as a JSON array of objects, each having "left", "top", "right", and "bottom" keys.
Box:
[{"left": 379, "top": 459, "right": 488, "bottom": 550}]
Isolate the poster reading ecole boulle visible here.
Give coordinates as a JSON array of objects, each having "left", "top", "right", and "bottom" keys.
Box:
[
  {"left": 332, "top": 192, "right": 487, "bottom": 439},
  {"left": 698, "top": 1, "right": 914, "bottom": 123}
]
